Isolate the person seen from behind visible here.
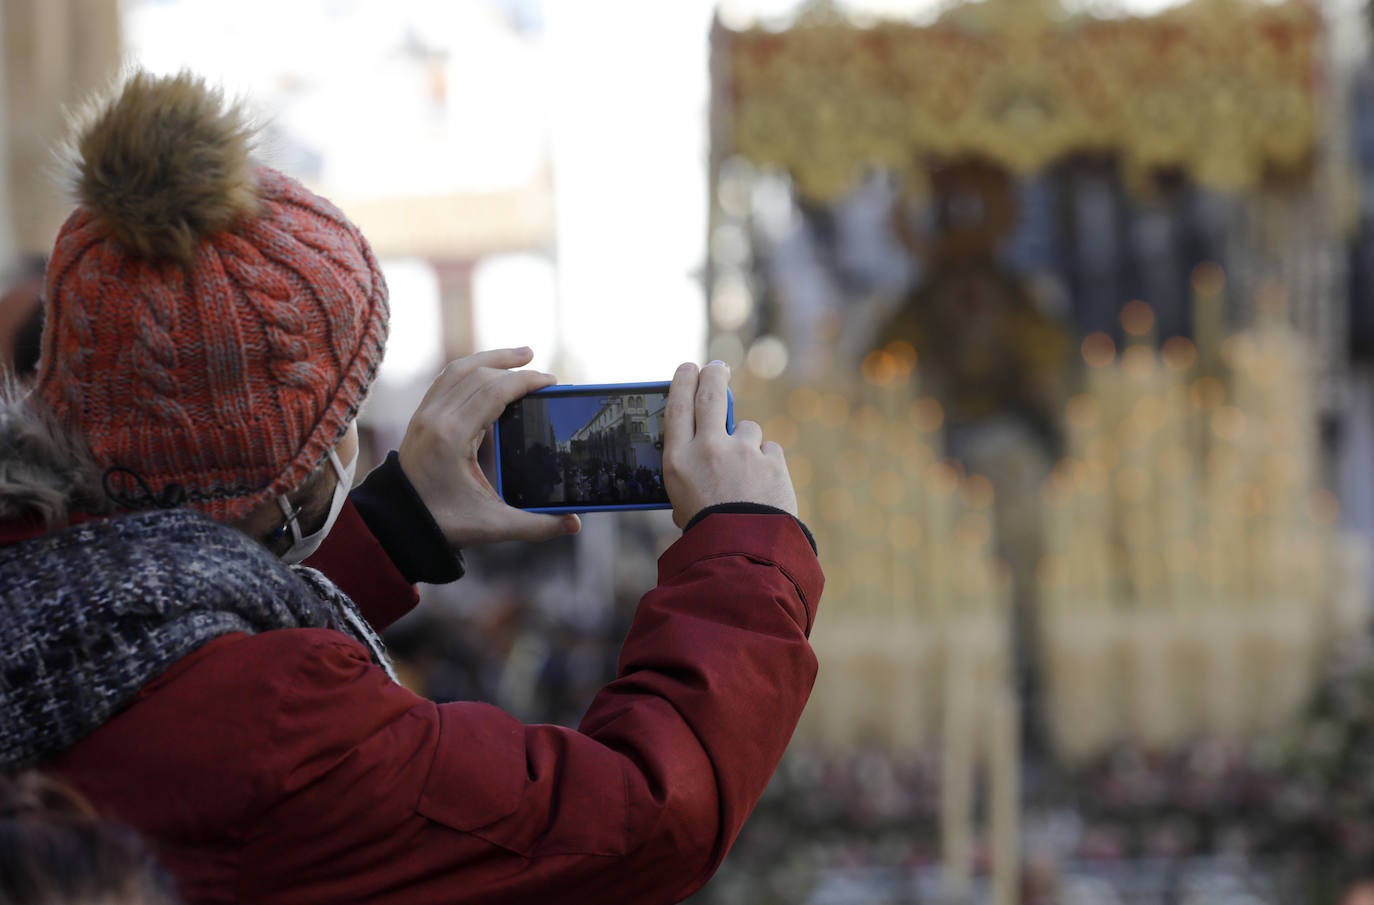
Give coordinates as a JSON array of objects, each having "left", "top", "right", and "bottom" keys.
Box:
[{"left": 0, "top": 70, "right": 823, "bottom": 904}]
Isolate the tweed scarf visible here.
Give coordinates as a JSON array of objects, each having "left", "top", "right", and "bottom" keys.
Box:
[{"left": 0, "top": 507, "right": 395, "bottom": 771}]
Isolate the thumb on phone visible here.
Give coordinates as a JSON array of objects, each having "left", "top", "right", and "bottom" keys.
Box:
[{"left": 662, "top": 361, "right": 798, "bottom": 530}]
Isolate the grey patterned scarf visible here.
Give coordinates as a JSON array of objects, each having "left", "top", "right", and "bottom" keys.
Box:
[{"left": 0, "top": 507, "right": 394, "bottom": 771}]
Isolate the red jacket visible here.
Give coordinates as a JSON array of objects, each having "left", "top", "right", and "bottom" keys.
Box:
[{"left": 45, "top": 503, "right": 823, "bottom": 904}]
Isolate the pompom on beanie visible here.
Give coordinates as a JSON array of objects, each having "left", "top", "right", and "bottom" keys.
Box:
[{"left": 34, "top": 70, "right": 389, "bottom": 523}]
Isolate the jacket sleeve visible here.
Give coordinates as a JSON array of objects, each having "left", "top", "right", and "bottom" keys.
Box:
[
  {"left": 304, "top": 499, "right": 419, "bottom": 633},
  {"left": 242, "top": 513, "right": 823, "bottom": 905},
  {"left": 573, "top": 512, "right": 822, "bottom": 900}
]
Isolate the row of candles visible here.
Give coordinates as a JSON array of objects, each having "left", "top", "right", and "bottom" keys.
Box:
[
  {"left": 735, "top": 347, "right": 1021, "bottom": 904},
  {"left": 1040, "top": 276, "right": 1363, "bottom": 763},
  {"left": 733, "top": 273, "right": 1357, "bottom": 760},
  {"left": 734, "top": 344, "right": 1013, "bottom": 751},
  {"left": 729, "top": 268, "right": 1362, "bottom": 901}
]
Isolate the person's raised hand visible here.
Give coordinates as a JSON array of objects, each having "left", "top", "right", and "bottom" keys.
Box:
[
  {"left": 662, "top": 360, "right": 798, "bottom": 530},
  {"left": 397, "top": 347, "right": 580, "bottom": 548}
]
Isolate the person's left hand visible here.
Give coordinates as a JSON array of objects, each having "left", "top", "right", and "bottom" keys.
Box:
[{"left": 397, "top": 347, "right": 581, "bottom": 548}]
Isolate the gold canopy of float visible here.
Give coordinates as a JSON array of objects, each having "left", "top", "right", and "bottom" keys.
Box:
[{"left": 713, "top": 0, "right": 1321, "bottom": 199}]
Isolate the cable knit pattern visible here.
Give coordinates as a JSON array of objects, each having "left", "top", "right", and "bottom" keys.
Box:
[
  {"left": 0, "top": 507, "right": 395, "bottom": 771},
  {"left": 216, "top": 233, "right": 326, "bottom": 391},
  {"left": 35, "top": 165, "right": 389, "bottom": 522},
  {"left": 129, "top": 273, "right": 185, "bottom": 419},
  {"left": 48, "top": 220, "right": 107, "bottom": 412}
]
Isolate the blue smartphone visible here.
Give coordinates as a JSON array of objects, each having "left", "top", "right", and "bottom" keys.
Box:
[{"left": 494, "top": 382, "right": 735, "bottom": 514}]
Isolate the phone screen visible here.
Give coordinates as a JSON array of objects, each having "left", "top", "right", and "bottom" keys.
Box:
[{"left": 495, "top": 384, "right": 672, "bottom": 512}]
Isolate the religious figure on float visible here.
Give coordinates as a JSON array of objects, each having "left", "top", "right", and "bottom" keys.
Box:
[{"left": 876, "top": 158, "right": 1069, "bottom": 457}]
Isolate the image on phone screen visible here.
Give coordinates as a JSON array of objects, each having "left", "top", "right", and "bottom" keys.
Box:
[{"left": 496, "top": 385, "right": 672, "bottom": 512}]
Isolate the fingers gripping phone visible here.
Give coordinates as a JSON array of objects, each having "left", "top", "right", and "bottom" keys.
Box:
[{"left": 494, "top": 382, "right": 735, "bottom": 514}]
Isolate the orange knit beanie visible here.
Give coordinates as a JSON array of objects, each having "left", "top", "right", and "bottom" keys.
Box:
[{"left": 34, "top": 71, "right": 389, "bottom": 523}]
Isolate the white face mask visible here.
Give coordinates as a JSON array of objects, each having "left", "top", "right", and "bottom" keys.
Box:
[{"left": 277, "top": 446, "right": 357, "bottom": 565}]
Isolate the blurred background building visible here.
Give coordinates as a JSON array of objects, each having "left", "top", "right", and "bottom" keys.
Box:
[{"left": 8, "top": 0, "right": 1374, "bottom": 902}]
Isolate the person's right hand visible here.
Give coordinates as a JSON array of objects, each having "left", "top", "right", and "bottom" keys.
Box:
[
  {"left": 662, "top": 360, "right": 798, "bottom": 530},
  {"left": 397, "top": 347, "right": 581, "bottom": 548}
]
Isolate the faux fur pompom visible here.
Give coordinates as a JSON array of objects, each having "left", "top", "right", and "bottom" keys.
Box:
[{"left": 66, "top": 70, "right": 259, "bottom": 265}]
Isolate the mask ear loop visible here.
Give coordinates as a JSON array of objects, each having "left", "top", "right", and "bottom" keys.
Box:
[
  {"left": 274, "top": 497, "right": 303, "bottom": 541},
  {"left": 328, "top": 448, "right": 351, "bottom": 484},
  {"left": 274, "top": 446, "right": 352, "bottom": 543}
]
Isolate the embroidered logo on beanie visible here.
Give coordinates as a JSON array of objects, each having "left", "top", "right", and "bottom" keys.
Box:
[{"left": 35, "top": 70, "right": 389, "bottom": 523}]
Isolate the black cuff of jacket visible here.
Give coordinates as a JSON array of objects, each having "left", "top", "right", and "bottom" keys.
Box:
[
  {"left": 683, "top": 503, "right": 818, "bottom": 555},
  {"left": 350, "top": 451, "right": 466, "bottom": 585}
]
